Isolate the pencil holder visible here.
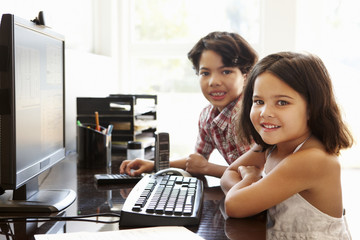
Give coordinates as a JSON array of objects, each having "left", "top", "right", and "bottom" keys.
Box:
[{"left": 76, "top": 123, "right": 112, "bottom": 169}]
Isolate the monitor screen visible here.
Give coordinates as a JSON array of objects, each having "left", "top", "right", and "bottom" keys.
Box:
[
  {"left": 14, "top": 15, "right": 64, "bottom": 187},
  {"left": 0, "top": 14, "right": 76, "bottom": 212}
]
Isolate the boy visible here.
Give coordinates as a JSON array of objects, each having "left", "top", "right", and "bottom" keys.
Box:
[{"left": 120, "top": 31, "right": 257, "bottom": 178}]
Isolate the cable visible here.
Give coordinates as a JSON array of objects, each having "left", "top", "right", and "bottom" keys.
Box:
[
  {"left": 0, "top": 213, "right": 121, "bottom": 224},
  {"left": 0, "top": 186, "right": 5, "bottom": 196},
  {"left": 0, "top": 222, "right": 14, "bottom": 240},
  {"left": 0, "top": 213, "right": 120, "bottom": 224}
]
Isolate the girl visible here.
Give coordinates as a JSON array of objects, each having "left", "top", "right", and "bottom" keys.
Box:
[
  {"left": 220, "top": 52, "right": 353, "bottom": 239},
  {"left": 120, "top": 31, "right": 258, "bottom": 178}
]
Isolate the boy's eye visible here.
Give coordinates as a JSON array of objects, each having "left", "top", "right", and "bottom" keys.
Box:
[{"left": 222, "top": 70, "right": 232, "bottom": 75}]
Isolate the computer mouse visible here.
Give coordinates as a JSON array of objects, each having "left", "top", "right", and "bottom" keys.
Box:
[{"left": 154, "top": 167, "right": 192, "bottom": 177}]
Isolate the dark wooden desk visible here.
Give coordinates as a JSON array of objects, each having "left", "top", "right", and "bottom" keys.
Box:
[{"left": 0, "top": 153, "right": 266, "bottom": 240}]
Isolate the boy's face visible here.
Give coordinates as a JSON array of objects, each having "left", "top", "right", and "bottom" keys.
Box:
[{"left": 198, "top": 50, "right": 245, "bottom": 112}]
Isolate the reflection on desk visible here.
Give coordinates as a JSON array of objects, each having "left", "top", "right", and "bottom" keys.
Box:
[
  {"left": 225, "top": 216, "right": 266, "bottom": 240},
  {"left": 0, "top": 153, "right": 266, "bottom": 240}
]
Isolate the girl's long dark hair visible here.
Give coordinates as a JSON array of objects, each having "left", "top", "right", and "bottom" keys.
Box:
[{"left": 240, "top": 52, "right": 353, "bottom": 155}]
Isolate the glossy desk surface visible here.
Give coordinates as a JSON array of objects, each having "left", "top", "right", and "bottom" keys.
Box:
[{"left": 0, "top": 153, "right": 266, "bottom": 240}]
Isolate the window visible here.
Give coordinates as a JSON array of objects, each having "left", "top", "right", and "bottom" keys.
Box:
[
  {"left": 119, "top": 0, "right": 260, "bottom": 159},
  {"left": 296, "top": 0, "right": 360, "bottom": 167},
  {"left": 118, "top": 0, "right": 359, "bottom": 166}
]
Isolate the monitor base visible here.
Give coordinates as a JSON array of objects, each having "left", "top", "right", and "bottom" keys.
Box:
[{"left": 0, "top": 189, "right": 76, "bottom": 213}]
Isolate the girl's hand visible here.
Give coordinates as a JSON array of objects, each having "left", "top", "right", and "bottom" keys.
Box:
[{"left": 238, "top": 165, "right": 262, "bottom": 182}]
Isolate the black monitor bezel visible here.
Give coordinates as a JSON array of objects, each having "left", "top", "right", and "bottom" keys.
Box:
[{"left": 0, "top": 13, "right": 66, "bottom": 191}]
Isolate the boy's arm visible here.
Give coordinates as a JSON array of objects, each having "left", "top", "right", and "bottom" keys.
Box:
[
  {"left": 170, "top": 153, "right": 226, "bottom": 178},
  {"left": 120, "top": 158, "right": 188, "bottom": 176},
  {"left": 185, "top": 153, "right": 226, "bottom": 178},
  {"left": 200, "top": 162, "right": 227, "bottom": 178},
  {"left": 169, "top": 158, "right": 187, "bottom": 169},
  {"left": 120, "top": 152, "right": 229, "bottom": 178}
]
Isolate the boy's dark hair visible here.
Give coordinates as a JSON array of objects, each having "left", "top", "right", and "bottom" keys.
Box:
[
  {"left": 240, "top": 51, "right": 353, "bottom": 155},
  {"left": 187, "top": 31, "right": 258, "bottom": 75}
]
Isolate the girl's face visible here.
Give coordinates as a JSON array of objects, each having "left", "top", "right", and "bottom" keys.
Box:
[
  {"left": 198, "top": 50, "right": 245, "bottom": 112},
  {"left": 250, "top": 72, "right": 310, "bottom": 146}
]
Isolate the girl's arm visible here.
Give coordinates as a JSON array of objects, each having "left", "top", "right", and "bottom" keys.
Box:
[
  {"left": 220, "top": 144, "right": 266, "bottom": 194},
  {"left": 224, "top": 148, "right": 339, "bottom": 218}
]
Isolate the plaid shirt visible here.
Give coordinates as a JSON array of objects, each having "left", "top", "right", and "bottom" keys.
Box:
[{"left": 195, "top": 96, "right": 251, "bottom": 164}]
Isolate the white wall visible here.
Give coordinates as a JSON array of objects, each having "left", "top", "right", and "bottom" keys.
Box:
[
  {"left": 260, "top": 0, "right": 297, "bottom": 56},
  {"left": 0, "top": 1, "right": 120, "bottom": 152},
  {"left": 65, "top": 50, "right": 118, "bottom": 152}
]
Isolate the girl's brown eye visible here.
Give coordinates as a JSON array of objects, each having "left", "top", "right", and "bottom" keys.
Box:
[
  {"left": 253, "top": 99, "right": 263, "bottom": 105},
  {"left": 278, "top": 100, "right": 288, "bottom": 106}
]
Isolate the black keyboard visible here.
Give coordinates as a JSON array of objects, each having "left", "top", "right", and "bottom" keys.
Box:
[
  {"left": 94, "top": 173, "right": 142, "bottom": 184},
  {"left": 119, "top": 174, "right": 204, "bottom": 227}
]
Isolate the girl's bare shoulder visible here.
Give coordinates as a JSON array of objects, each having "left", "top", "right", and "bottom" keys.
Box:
[{"left": 288, "top": 140, "right": 340, "bottom": 177}]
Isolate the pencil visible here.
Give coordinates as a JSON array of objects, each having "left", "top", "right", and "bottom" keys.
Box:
[{"left": 95, "top": 111, "right": 100, "bottom": 131}]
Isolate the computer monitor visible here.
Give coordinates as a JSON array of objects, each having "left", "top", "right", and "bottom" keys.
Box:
[{"left": 0, "top": 14, "right": 76, "bottom": 212}]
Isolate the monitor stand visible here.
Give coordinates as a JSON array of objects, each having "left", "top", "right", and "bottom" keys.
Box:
[{"left": 0, "top": 177, "right": 76, "bottom": 213}]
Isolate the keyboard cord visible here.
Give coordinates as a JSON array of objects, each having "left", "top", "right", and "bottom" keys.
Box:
[{"left": 0, "top": 213, "right": 121, "bottom": 224}]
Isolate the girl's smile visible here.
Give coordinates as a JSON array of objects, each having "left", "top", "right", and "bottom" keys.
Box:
[
  {"left": 260, "top": 122, "right": 280, "bottom": 132},
  {"left": 250, "top": 72, "right": 310, "bottom": 146}
]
